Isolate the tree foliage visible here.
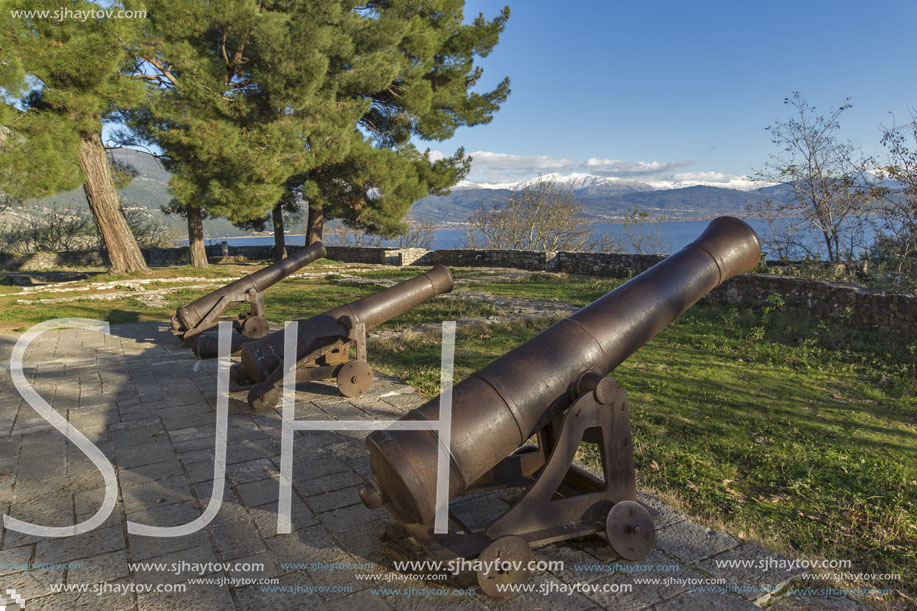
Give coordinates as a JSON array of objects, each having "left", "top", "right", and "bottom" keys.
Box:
[
  {"left": 0, "top": 1, "right": 108, "bottom": 200},
  {"left": 0, "top": 0, "right": 150, "bottom": 271},
  {"left": 126, "top": 0, "right": 509, "bottom": 244}
]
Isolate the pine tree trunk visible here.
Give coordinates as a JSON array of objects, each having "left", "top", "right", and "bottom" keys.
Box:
[
  {"left": 187, "top": 205, "right": 208, "bottom": 268},
  {"left": 77, "top": 131, "right": 149, "bottom": 273},
  {"left": 272, "top": 202, "right": 287, "bottom": 260},
  {"left": 306, "top": 204, "right": 324, "bottom": 245}
]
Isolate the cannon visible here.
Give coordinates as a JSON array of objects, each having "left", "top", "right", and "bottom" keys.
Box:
[
  {"left": 171, "top": 242, "right": 327, "bottom": 342},
  {"left": 358, "top": 217, "right": 761, "bottom": 596},
  {"left": 231, "top": 264, "right": 454, "bottom": 409}
]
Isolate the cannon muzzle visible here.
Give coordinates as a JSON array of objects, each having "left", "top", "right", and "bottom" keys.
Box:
[
  {"left": 363, "top": 217, "right": 761, "bottom": 525},
  {"left": 174, "top": 242, "right": 327, "bottom": 336}
]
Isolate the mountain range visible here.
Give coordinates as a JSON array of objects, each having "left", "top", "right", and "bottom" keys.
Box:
[
  {"left": 11, "top": 148, "right": 252, "bottom": 237},
  {"left": 13, "top": 149, "right": 785, "bottom": 234},
  {"left": 410, "top": 171, "right": 770, "bottom": 223}
]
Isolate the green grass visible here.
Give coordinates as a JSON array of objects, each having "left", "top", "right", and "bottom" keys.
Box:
[
  {"left": 460, "top": 272, "right": 628, "bottom": 305},
  {"left": 0, "top": 265, "right": 498, "bottom": 333},
  {"left": 370, "top": 318, "right": 555, "bottom": 396},
  {"left": 345, "top": 268, "right": 430, "bottom": 280},
  {"left": 369, "top": 303, "right": 916, "bottom": 605},
  {"left": 2, "top": 262, "right": 914, "bottom": 605},
  {"left": 619, "top": 306, "right": 914, "bottom": 600},
  {"left": 0, "top": 265, "right": 259, "bottom": 331}
]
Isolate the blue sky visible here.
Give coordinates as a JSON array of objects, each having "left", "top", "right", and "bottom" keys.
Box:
[{"left": 435, "top": 0, "right": 917, "bottom": 187}]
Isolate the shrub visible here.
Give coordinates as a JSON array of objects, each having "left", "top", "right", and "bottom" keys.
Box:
[{"left": 0, "top": 205, "right": 177, "bottom": 253}]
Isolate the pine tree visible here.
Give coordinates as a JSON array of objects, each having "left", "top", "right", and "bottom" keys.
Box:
[
  {"left": 297, "top": 0, "right": 511, "bottom": 242},
  {"left": 124, "top": 0, "right": 344, "bottom": 265},
  {"left": 0, "top": 0, "right": 150, "bottom": 273},
  {"left": 127, "top": 0, "right": 509, "bottom": 260},
  {"left": 229, "top": 184, "right": 301, "bottom": 261},
  {"left": 300, "top": 143, "right": 472, "bottom": 244}
]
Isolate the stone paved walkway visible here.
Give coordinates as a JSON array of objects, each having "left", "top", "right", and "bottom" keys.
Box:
[{"left": 0, "top": 322, "right": 867, "bottom": 610}]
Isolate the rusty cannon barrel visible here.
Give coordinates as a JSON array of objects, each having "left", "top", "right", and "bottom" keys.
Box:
[
  {"left": 360, "top": 217, "right": 761, "bottom": 525},
  {"left": 236, "top": 264, "right": 455, "bottom": 384},
  {"left": 172, "top": 242, "right": 327, "bottom": 338}
]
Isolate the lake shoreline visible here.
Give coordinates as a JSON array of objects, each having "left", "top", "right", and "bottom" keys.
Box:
[
  {"left": 175, "top": 216, "right": 851, "bottom": 260},
  {"left": 192, "top": 213, "right": 781, "bottom": 243}
]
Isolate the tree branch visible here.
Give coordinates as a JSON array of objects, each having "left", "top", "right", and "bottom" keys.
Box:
[{"left": 143, "top": 57, "right": 178, "bottom": 86}]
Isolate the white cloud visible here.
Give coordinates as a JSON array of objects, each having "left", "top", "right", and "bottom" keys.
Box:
[
  {"left": 464, "top": 151, "right": 690, "bottom": 184},
  {"left": 582, "top": 157, "right": 691, "bottom": 177},
  {"left": 469, "top": 151, "right": 577, "bottom": 173}
]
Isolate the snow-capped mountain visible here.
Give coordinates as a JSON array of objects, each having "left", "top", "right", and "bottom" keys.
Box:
[
  {"left": 414, "top": 172, "right": 770, "bottom": 223},
  {"left": 455, "top": 172, "right": 765, "bottom": 197},
  {"left": 514, "top": 173, "right": 656, "bottom": 194},
  {"left": 455, "top": 173, "right": 655, "bottom": 194}
]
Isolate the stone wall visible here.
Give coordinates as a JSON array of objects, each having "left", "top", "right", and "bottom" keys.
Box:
[
  {"left": 706, "top": 274, "right": 917, "bottom": 335},
  {"left": 386, "top": 247, "right": 427, "bottom": 266},
  {"left": 144, "top": 247, "right": 188, "bottom": 266},
  {"left": 426, "top": 248, "right": 553, "bottom": 271},
  {"left": 0, "top": 244, "right": 705, "bottom": 275},
  {"left": 0, "top": 244, "right": 435, "bottom": 269},
  {"left": 554, "top": 251, "right": 666, "bottom": 276},
  {"left": 324, "top": 246, "right": 386, "bottom": 264},
  {"left": 422, "top": 249, "right": 667, "bottom": 276}
]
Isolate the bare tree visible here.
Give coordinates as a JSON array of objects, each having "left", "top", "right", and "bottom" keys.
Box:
[
  {"left": 324, "top": 225, "right": 380, "bottom": 247},
  {"left": 619, "top": 207, "right": 670, "bottom": 255},
  {"left": 0, "top": 205, "right": 178, "bottom": 254},
  {"left": 325, "top": 216, "right": 437, "bottom": 250},
  {"left": 462, "top": 181, "right": 620, "bottom": 252},
  {"left": 122, "top": 209, "right": 181, "bottom": 249},
  {"left": 768, "top": 220, "right": 813, "bottom": 261},
  {"left": 873, "top": 119, "right": 917, "bottom": 277},
  {"left": 754, "top": 93, "right": 872, "bottom": 263},
  {"left": 393, "top": 218, "right": 437, "bottom": 250},
  {"left": 0, "top": 206, "right": 95, "bottom": 253}
]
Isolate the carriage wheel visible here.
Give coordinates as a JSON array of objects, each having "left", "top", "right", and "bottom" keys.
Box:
[
  {"left": 476, "top": 535, "right": 533, "bottom": 598},
  {"left": 605, "top": 500, "right": 655, "bottom": 561},
  {"left": 336, "top": 360, "right": 373, "bottom": 397},
  {"left": 240, "top": 315, "right": 270, "bottom": 338}
]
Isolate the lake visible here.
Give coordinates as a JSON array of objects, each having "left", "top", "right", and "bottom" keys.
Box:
[{"left": 180, "top": 218, "right": 870, "bottom": 259}]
